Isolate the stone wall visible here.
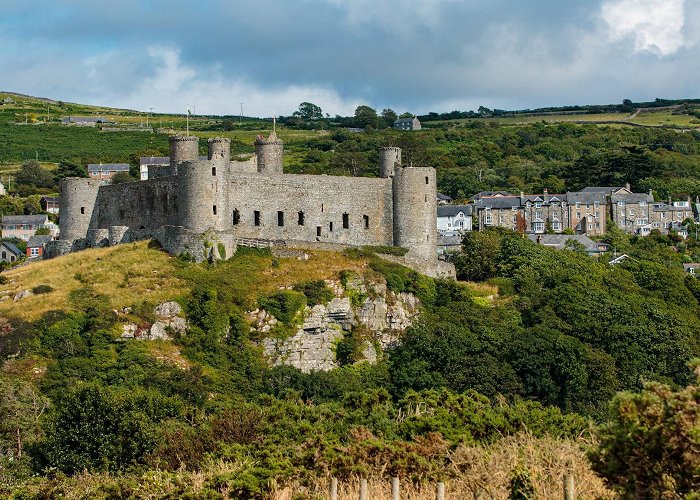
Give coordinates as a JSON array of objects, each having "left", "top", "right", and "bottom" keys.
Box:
[{"left": 95, "top": 178, "right": 179, "bottom": 231}]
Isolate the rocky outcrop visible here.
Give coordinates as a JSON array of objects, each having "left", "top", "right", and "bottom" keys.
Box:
[
  {"left": 260, "top": 276, "right": 419, "bottom": 373},
  {"left": 120, "top": 301, "right": 187, "bottom": 340}
]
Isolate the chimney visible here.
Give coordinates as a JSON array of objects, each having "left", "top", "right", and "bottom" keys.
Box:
[
  {"left": 625, "top": 182, "right": 631, "bottom": 191},
  {"left": 543, "top": 188, "right": 548, "bottom": 196}
]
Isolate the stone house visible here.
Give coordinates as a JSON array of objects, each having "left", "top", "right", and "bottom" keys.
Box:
[
  {"left": 475, "top": 195, "right": 523, "bottom": 231},
  {"left": 0, "top": 241, "right": 21, "bottom": 263},
  {"left": 648, "top": 200, "right": 694, "bottom": 234},
  {"left": 683, "top": 263, "right": 700, "bottom": 277},
  {"left": 528, "top": 234, "right": 608, "bottom": 256},
  {"left": 437, "top": 205, "right": 472, "bottom": 232},
  {"left": 564, "top": 191, "right": 607, "bottom": 235},
  {"left": 436, "top": 193, "right": 453, "bottom": 205},
  {"left": 393, "top": 117, "right": 421, "bottom": 131},
  {"left": 26, "top": 234, "right": 52, "bottom": 258},
  {"left": 521, "top": 192, "right": 568, "bottom": 233},
  {"left": 1, "top": 214, "right": 50, "bottom": 241}
]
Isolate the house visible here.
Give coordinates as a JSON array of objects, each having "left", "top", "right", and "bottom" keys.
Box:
[
  {"left": 40, "top": 196, "right": 60, "bottom": 214},
  {"left": 139, "top": 156, "right": 169, "bottom": 181},
  {"left": 649, "top": 200, "right": 694, "bottom": 233},
  {"left": 0, "top": 182, "right": 5, "bottom": 196},
  {"left": 2, "top": 97, "right": 14, "bottom": 105},
  {"left": 683, "top": 263, "right": 700, "bottom": 276},
  {"left": 1, "top": 214, "right": 50, "bottom": 241},
  {"left": 26, "top": 234, "right": 52, "bottom": 259},
  {"left": 437, "top": 193, "right": 453, "bottom": 205},
  {"left": 564, "top": 191, "right": 607, "bottom": 236},
  {"left": 475, "top": 194, "right": 523, "bottom": 231},
  {"left": 437, "top": 205, "right": 473, "bottom": 233},
  {"left": 471, "top": 191, "right": 512, "bottom": 201},
  {"left": 610, "top": 189, "right": 654, "bottom": 234},
  {"left": 393, "top": 116, "right": 421, "bottom": 131},
  {"left": 527, "top": 234, "right": 608, "bottom": 256},
  {"left": 0, "top": 241, "right": 22, "bottom": 263},
  {"left": 87, "top": 163, "right": 130, "bottom": 181},
  {"left": 61, "top": 116, "right": 114, "bottom": 126},
  {"left": 437, "top": 232, "right": 463, "bottom": 255}
]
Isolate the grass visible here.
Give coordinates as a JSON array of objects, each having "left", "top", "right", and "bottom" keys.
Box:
[{"left": 0, "top": 241, "right": 371, "bottom": 322}]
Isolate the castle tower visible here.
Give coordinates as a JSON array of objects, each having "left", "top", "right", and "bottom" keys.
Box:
[
  {"left": 208, "top": 137, "right": 231, "bottom": 162},
  {"left": 59, "top": 178, "right": 103, "bottom": 242},
  {"left": 177, "top": 160, "right": 227, "bottom": 233},
  {"left": 169, "top": 135, "right": 199, "bottom": 170},
  {"left": 254, "top": 131, "right": 283, "bottom": 174},
  {"left": 379, "top": 147, "right": 401, "bottom": 178},
  {"left": 392, "top": 166, "right": 437, "bottom": 263}
]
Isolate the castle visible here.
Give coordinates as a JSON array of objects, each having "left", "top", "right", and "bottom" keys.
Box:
[{"left": 55, "top": 133, "right": 451, "bottom": 277}]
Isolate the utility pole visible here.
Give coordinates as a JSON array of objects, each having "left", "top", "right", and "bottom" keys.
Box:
[
  {"left": 47, "top": 105, "right": 50, "bottom": 122},
  {"left": 240, "top": 102, "right": 243, "bottom": 125},
  {"left": 148, "top": 107, "right": 154, "bottom": 130}
]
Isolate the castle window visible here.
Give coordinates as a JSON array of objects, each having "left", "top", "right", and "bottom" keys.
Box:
[
  {"left": 329, "top": 221, "right": 333, "bottom": 232},
  {"left": 233, "top": 209, "right": 240, "bottom": 225},
  {"left": 363, "top": 215, "right": 369, "bottom": 229},
  {"left": 425, "top": 176, "right": 429, "bottom": 184},
  {"left": 342, "top": 213, "right": 349, "bottom": 229},
  {"left": 321, "top": 203, "right": 324, "bottom": 213},
  {"left": 316, "top": 226, "right": 321, "bottom": 237},
  {"left": 298, "top": 211, "right": 305, "bottom": 226},
  {"left": 212, "top": 167, "right": 216, "bottom": 176},
  {"left": 80, "top": 207, "right": 85, "bottom": 214},
  {"left": 254, "top": 211, "right": 261, "bottom": 226},
  {"left": 425, "top": 194, "right": 427, "bottom": 202},
  {"left": 277, "top": 211, "right": 284, "bottom": 227},
  {"left": 213, "top": 205, "right": 217, "bottom": 215}
]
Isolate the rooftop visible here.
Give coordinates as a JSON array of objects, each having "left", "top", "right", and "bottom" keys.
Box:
[
  {"left": 1, "top": 214, "right": 49, "bottom": 225},
  {"left": 437, "top": 204, "right": 473, "bottom": 217},
  {"left": 87, "top": 163, "right": 130, "bottom": 173},
  {"left": 27, "top": 234, "right": 53, "bottom": 247}
]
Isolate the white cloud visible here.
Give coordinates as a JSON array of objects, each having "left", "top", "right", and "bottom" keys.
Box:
[{"left": 601, "top": 0, "right": 687, "bottom": 56}]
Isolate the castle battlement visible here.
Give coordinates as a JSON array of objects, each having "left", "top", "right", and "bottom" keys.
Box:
[{"left": 55, "top": 133, "right": 449, "bottom": 277}]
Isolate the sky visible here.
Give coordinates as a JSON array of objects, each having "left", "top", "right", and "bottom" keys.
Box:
[{"left": 0, "top": 0, "right": 698, "bottom": 117}]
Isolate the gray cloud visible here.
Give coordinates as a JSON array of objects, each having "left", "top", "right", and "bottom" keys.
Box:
[{"left": 0, "top": 0, "right": 697, "bottom": 115}]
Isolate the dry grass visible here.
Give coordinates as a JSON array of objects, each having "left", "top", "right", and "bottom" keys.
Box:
[
  {"left": 272, "top": 433, "right": 612, "bottom": 500},
  {"left": 0, "top": 241, "right": 187, "bottom": 322},
  {"left": 463, "top": 281, "right": 499, "bottom": 298}
]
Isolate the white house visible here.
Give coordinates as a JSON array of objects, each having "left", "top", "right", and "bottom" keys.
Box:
[{"left": 437, "top": 205, "right": 473, "bottom": 233}]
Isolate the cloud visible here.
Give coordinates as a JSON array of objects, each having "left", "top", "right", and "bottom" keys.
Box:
[{"left": 601, "top": 0, "right": 687, "bottom": 56}]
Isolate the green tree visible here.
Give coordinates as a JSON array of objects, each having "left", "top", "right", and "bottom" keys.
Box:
[
  {"left": 54, "top": 160, "right": 87, "bottom": 181},
  {"left": 381, "top": 108, "right": 398, "bottom": 128},
  {"left": 453, "top": 230, "right": 505, "bottom": 281},
  {"left": 293, "top": 102, "right": 323, "bottom": 120},
  {"left": 111, "top": 171, "right": 136, "bottom": 184},
  {"left": 15, "top": 161, "right": 54, "bottom": 188},
  {"left": 354, "top": 105, "right": 378, "bottom": 129}
]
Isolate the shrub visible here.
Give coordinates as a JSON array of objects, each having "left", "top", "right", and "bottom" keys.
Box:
[
  {"left": 361, "top": 245, "right": 409, "bottom": 256},
  {"left": 32, "top": 284, "right": 53, "bottom": 295},
  {"left": 292, "top": 280, "right": 334, "bottom": 306},
  {"left": 0, "top": 275, "right": 6, "bottom": 285},
  {"left": 259, "top": 290, "right": 306, "bottom": 324}
]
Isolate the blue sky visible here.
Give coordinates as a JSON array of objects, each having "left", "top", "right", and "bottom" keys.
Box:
[{"left": 0, "top": 0, "right": 698, "bottom": 116}]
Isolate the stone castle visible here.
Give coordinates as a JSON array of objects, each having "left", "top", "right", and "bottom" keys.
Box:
[{"left": 55, "top": 133, "right": 451, "bottom": 276}]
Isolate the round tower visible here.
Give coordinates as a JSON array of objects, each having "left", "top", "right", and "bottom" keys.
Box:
[
  {"left": 59, "top": 178, "right": 103, "bottom": 242},
  {"left": 379, "top": 147, "right": 401, "bottom": 178},
  {"left": 254, "top": 131, "right": 283, "bottom": 174},
  {"left": 392, "top": 166, "right": 437, "bottom": 262},
  {"left": 169, "top": 135, "right": 199, "bottom": 169},
  {"left": 208, "top": 137, "right": 231, "bottom": 162},
  {"left": 177, "top": 160, "right": 227, "bottom": 233}
]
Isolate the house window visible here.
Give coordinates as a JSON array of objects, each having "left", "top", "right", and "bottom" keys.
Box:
[
  {"left": 277, "top": 211, "right": 284, "bottom": 226},
  {"left": 629, "top": 208, "right": 634, "bottom": 216},
  {"left": 535, "top": 210, "right": 543, "bottom": 220},
  {"left": 30, "top": 247, "right": 39, "bottom": 257},
  {"left": 80, "top": 207, "right": 85, "bottom": 214},
  {"left": 316, "top": 226, "right": 321, "bottom": 237},
  {"left": 552, "top": 221, "right": 561, "bottom": 230},
  {"left": 1, "top": 251, "right": 5, "bottom": 260},
  {"left": 298, "top": 211, "right": 305, "bottom": 226},
  {"left": 342, "top": 213, "right": 349, "bottom": 229},
  {"left": 254, "top": 211, "right": 261, "bottom": 226},
  {"left": 213, "top": 205, "right": 217, "bottom": 215},
  {"left": 363, "top": 215, "right": 369, "bottom": 229},
  {"left": 212, "top": 167, "right": 216, "bottom": 176},
  {"left": 534, "top": 222, "right": 544, "bottom": 233},
  {"left": 233, "top": 209, "right": 240, "bottom": 225},
  {"left": 535, "top": 202, "right": 542, "bottom": 208},
  {"left": 618, "top": 201, "right": 625, "bottom": 207}
]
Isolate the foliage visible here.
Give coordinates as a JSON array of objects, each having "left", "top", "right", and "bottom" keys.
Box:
[
  {"left": 291, "top": 279, "right": 334, "bottom": 306},
  {"left": 258, "top": 289, "right": 306, "bottom": 324},
  {"left": 31, "top": 284, "right": 53, "bottom": 294},
  {"left": 111, "top": 171, "right": 136, "bottom": 183},
  {"left": 589, "top": 368, "right": 700, "bottom": 497},
  {"left": 362, "top": 245, "right": 410, "bottom": 256},
  {"left": 15, "top": 160, "right": 54, "bottom": 188}
]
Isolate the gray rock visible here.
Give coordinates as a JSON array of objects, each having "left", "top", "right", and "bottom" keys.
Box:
[
  {"left": 13, "top": 290, "right": 32, "bottom": 301},
  {"left": 155, "top": 301, "right": 182, "bottom": 318},
  {"left": 149, "top": 321, "right": 170, "bottom": 340}
]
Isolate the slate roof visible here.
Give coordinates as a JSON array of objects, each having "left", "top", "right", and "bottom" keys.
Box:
[
  {"left": 394, "top": 117, "right": 418, "bottom": 124},
  {"left": 437, "top": 233, "right": 463, "bottom": 247},
  {"left": 140, "top": 156, "right": 169, "bottom": 166},
  {"left": 581, "top": 186, "right": 624, "bottom": 193},
  {"left": 521, "top": 194, "right": 566, "bottom": 204},
  {"left": 527, "top": 234, "right": 604, "bottom": 253},
  {"left": 41, "top": 196, "right": 59, "bottom": 203},
  {"left": 471, "top": 191, "right": 512, "bottom": 200},
  {"left": 565, "top": 191, "right": 607, "bottom": 204},
  {"left": 475, "top": 196, "right": 521, "bottom": 209},
  {"left": 87, "top": 163, "right": 130, "bottom": 173},
  {"left": 683, "top": 263, "right": 700, "bottom": 271},
  {"left": 437, "top": 205, "right": 473, "bottom": 217},
  {"left": 611, "top": 192, "right": 654, "bottom": 204},
  {"left": 1, "top": 214, "right": 48, "bottom": 226},
  {"left": 437, "top": 193, "right": 453, "bottom": 201},
  {"left": 0, "top": 241, "right": 21, "bottom": 256},
  {"left": 27, "top": 235, "right": 52, "bottom": 247}
]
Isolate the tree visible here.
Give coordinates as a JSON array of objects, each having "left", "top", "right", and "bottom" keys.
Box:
[
  {"left": 453, "top": 230, "right": 504, "bottom": 281},
  {"left": 380, "top": 108, "right": 398, "bottom": 128},
  {"left": 477, "top": 106, "right": 493, "bottom": 115},
  {"left": 354, "top": 105, "right": 378, "bottom": 129},
  {"left": 54, "top": 160, "right": 87, "bottom": 181},
  {"left": 15, "top": 161, "right": 54, "bottom": 188},
  {"left": 293, "top": 102, "right": 323, "bottom": 120},
  {"left": 399, "top": 112, "right": 413, "bottom": 119},
  {"left": 111, "top": 172, "right": 136, "bottom": 184}
]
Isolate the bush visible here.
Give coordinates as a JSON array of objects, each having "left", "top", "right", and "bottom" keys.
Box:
[
  {"left": 32, "top": 284, "right": 53, "bottom": 295},
  {"left": 361, "top": 245, "right": 409, "bottom": 256},
  {"left": 292, "top": 280, "right": 334, "bottom": 306},
  {"left": 259, "top": 290, "right": 306, "bottom": 324}
]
